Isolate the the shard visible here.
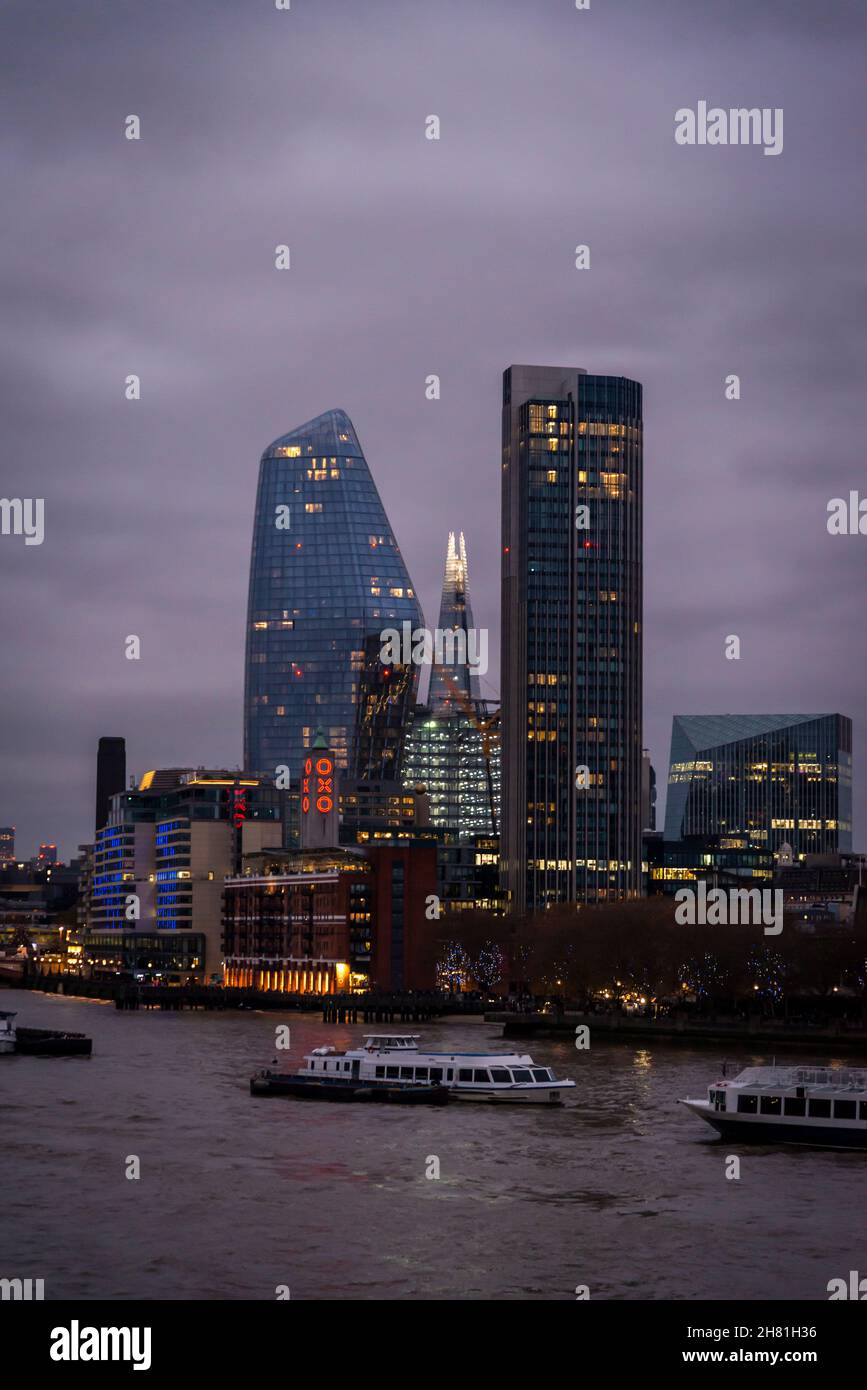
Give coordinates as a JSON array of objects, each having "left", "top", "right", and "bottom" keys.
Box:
[{"left": 427, "top": 530, "right": 481, "bottom": 712}]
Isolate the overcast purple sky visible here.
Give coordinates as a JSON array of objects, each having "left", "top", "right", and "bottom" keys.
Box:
[{"left": 1, "top": 0, "right": 864, "bottom": 860}]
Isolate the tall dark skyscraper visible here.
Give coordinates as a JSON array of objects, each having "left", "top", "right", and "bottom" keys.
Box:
[
  {"left": 501, "top": 365, "right": 643, "bottom": 912},
  {"left": 244, "top": 409, "right": 423, "bottom": 785},
  {"left": 664, "top": 714, "right": 853, "bottom": 856},
  {"left": 95, "top": 736, "right": 126, "bottom": 834}
]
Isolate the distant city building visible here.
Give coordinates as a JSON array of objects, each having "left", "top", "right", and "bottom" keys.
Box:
[
  {"left": 403, "top": 532, "right": 501, "bottom": 841},
  {"left": 83, "top": 769, "right": 287, "bottom": 981},
  {"left": 0, "top": 857, "right": 82, "bottom": 973},
  {"left": 353, "top": 631, "right": 418, "bottom": 782},
  {"left": 500, "top": 365, "right": 643, "bottom": 911},
  {"left": 404, "top": 704, "right": 501, "bottom": 839},
  {"left": 641, "top": 751, "right": 657, "bottom": 831},
  {"left": 36, "top": 843, "right": 58, "bottom": 867},
  {"left": 95, "top": 737, "right": 126, "bottom": 835},
  {"left": 775, "top": 852, "right": 866, "bottom": 928},
  {"left": 664, "top": 714, "right": 853, "bottom": 857},
  {"left": 340, "top": 778, "right": 431, "bottom": 842},
  {"left": 0, "top": 827, "right": 15, "bottom": 863},
  {"left": 645, "top": 831, "right": 774, "bottom": 896},
  {"left": 243, "top": 409, "right": 423, "bottom": 798},
  {"left": 437, "top": 834, "right": 503, "bottom": 914}
]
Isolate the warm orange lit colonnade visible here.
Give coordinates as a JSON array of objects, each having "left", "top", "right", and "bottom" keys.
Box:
[{"left": 223, "top": 958, "right": 350, "bottom": 994}]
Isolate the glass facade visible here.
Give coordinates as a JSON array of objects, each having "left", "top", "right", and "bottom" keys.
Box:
[
  {"left": 501, "top": 366, "right": 643, "bottom": 911},
  {"left": 664, "top": 714, "right": 853, "bottom": 855},
  {"left": 403, "top": 530, "right": 501, "bottom": 840},
  {"left": 244, "top": 410, "right": 423, "bottom": 788},
  {"left": 403, "top": 703, "right": 501, "bottom": 839}
]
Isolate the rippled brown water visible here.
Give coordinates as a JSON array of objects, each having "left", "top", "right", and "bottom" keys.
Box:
[{"left": 1, "top": 991, "right": 862, "bottom": 1300}]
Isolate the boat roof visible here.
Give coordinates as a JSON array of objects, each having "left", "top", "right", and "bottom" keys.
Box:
[{"left": 363, "top": 1034, "right": 419, "bottom": 1041}]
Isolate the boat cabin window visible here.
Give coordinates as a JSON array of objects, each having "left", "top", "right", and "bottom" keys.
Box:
[
  {"left": 511, "top": 1069, "right": 532, "bottom": 1083},
  {"left": 447, "top": 1069, "right": 453, "bottom": 1081},
  {"left": 808, "top": 1099, "right": 831, "bottom": 1118},
  {"left": 386, "top": 1066, "right": 399, "bottom": 1079},
  {"left": 430, "top": 1068, "right": 443, "bottom": 1082},
  {"left": 490, "top": 1068, "right": 511, "bottom": 1083},
  {"left": 532, "top": 1069, "right": 551, "bottom": 1083},
  {"left": 375, "top": 1066, "right": 385, "bottom": 1078},
  {"left": 759, "top": 1095, "right": 781, "bottom": 1116},
  {"left": 473, "top": 1069, "right": 490, "bottom": 1083},
  {"left": 737, "top": 1094, "right": 758, "bottom": 1114},
  {"left": 860, "top": 1103, "right": 867, "bottom": 1121},
  {"left": 416, "top": 1067, "right": 428, "bottom": 1080},
  {"left": 400, "top": 1067, "right": 413, "bottom": 1079},
  {"left": 784, "top": 1097, "right": 806, "bottom": 1116},
  {"left": 458, "top": 1069, "right": 473, "bottom": 1082},
  {"left": 834, "top": 1100, "right": 856, "bottom": 1120}
]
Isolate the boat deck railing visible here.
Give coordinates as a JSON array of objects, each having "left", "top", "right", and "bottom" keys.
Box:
[{"left": 734, "top": 1065, "right": 867, "bottom": 1091}]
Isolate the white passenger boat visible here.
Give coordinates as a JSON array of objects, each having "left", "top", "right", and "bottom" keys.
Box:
[
  {"left": 295, "top": 1034, "right": 575, "bottom": 1105},
  {"left": 681, "top": 1064, "right": 867, "bottom": 1149}
]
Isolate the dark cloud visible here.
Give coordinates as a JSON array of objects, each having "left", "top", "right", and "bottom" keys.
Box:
[{"left": 0, "top": 0, "right": 864, "bottom": 857}]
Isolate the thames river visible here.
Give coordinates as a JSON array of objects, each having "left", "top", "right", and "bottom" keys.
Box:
[{"left": 1, "top": 991, "right": 860, "bottom": 1301}]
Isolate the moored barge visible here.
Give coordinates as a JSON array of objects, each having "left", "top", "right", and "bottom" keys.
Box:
[{"left": 0, "top": 1010, "right": 92, "bottom": 1057}]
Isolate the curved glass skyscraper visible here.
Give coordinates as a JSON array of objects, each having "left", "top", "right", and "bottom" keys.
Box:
[{"left": 244, "top": 409, "right": 424, "bottom": 785}]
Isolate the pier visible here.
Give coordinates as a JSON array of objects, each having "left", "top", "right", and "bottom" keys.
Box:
[
  {"left": 12, "top": 972, "right": 484, "bottom": 1019},
  {"left": 487, "top": 1010, "right": 867, "bottom": 1052},
  {"left": 321, "top": 994, "right": 450, "bottom": 1025}
]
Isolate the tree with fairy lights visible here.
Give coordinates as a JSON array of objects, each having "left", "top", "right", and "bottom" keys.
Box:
[
  {"left": 471, "top": 942, "right": 504, "bottom": 992},
  {"left": 436, "top": 941, "right": 470, "bottom": 993}
]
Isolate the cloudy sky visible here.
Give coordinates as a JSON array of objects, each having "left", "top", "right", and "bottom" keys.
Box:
[{"left": 1, "top": 0, "right": 864, "bottom": 860}]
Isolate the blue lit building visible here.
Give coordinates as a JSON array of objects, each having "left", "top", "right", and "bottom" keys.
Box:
[
  {"left": 244, "top": 410, "right": 424, "bottom": 791},
  {"left": 85, "top": 770, "right": 286, "bottom": 980}
]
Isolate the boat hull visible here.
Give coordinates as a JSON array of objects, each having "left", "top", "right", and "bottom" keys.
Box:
[
  {"left": 14, "top": 1028, "right": 92, "bottom": 1057},
  {"left": 682, "top": 1102, "right": 867, "bottom": 1150},
  {"left": 250, "top": 1073, "right": 449, "bottom": 1105},
  {"left": 451, "top": 1086, "right": 569, "bottom": 1105}
]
